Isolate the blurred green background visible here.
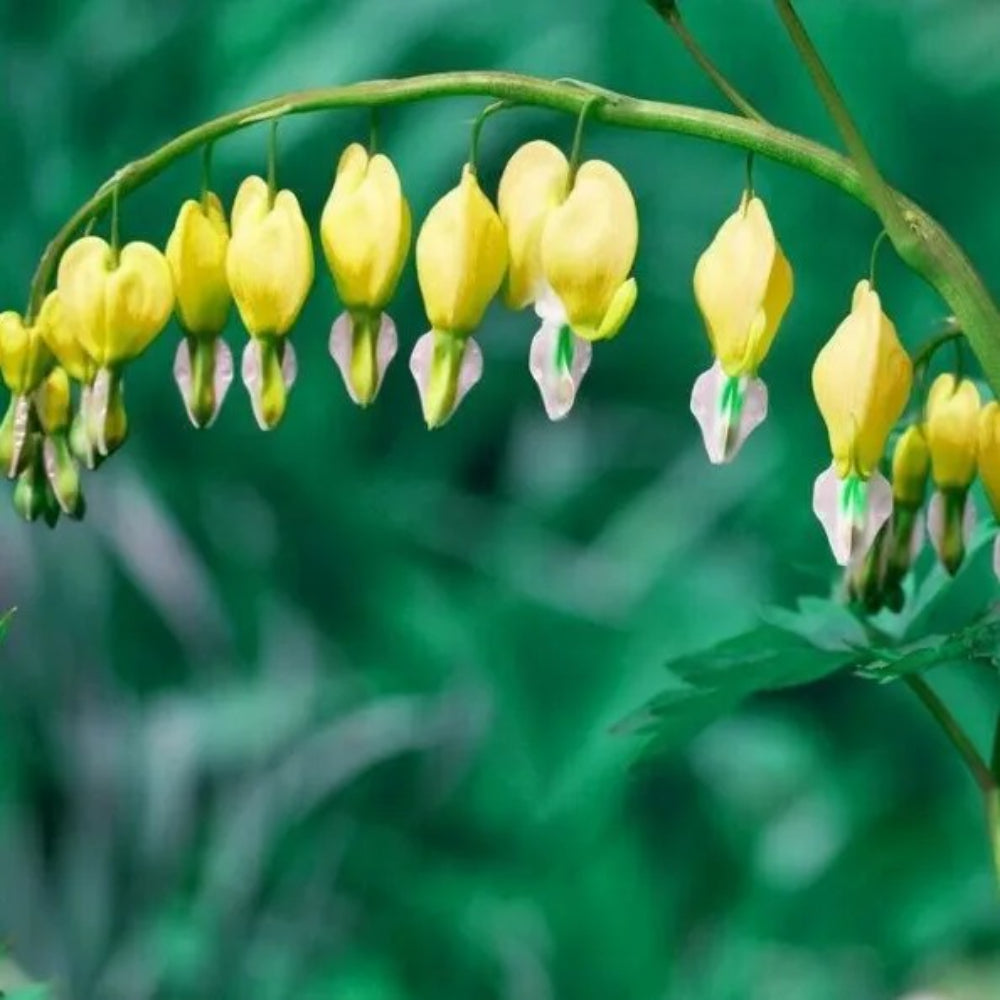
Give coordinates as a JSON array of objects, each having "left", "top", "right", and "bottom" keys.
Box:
[{"left": 2, "top": 0, "right": 1000, "bottom": 997}]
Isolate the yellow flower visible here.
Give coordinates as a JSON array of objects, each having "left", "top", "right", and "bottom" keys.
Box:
[
  {"left": 979, "top": 400, "right": 1000, "bottom": 518},
  {"left": 35, "top": 366, "right": 84, "bottom": 519},
  {"left": 812, "top": 280, "right": 913, "bottom": 480},
  {"left": 321, "top": 144, "right": 411, "bottom": 406},
  {"left": 694, "top": 192, "right": 793, "bottom": 378},
  {"left": 56, "top": 235, "right": 175, "bottom": 367},
  {"left": 891, "top": 425, "right": 930, "bottom": 507},
  {"left": 540, "top": 160, "right": 638, "bottom": 343},
  {"left": 166, "top": 193, "right": 232, "bottom": 336},
  {"left": 689, "top": 192, "right": 791, "bottom": 465},
  {"left": 498, "top": 140, "right": 570, "bottom": 310},
  {"left": 0, "top": 311, "right": 54, "bottom": 395},
  {"left": 416, "top": 164, "right": 506, "bottom": 337},
  {"left": 411, "top": 165, "right": 507, "bottom": 428},
  {"left": 497, "top": 142, "right": 637, "bottom": 420},
  {"left": 321, "top": 143, "right": 411, "bottom": 312},
  {"left": 37, "top": 291, "right": 95, "bottom": 384},
  {"left": 925, "top": 373, "right": 980, "bottom": 489},
  {"left": 226, "top": 175, "right": 313, "bottom": 429},
  {"left": 226, "top": 175, "right": 314, "bottom": 338}
]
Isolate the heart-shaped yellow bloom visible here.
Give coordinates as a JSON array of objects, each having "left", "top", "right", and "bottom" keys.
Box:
[
  {"left": 0, "top": 311, "right": 54, "bottom": 394},
  {"left": 166, "top": 192, "right": 232, "bottom": 336},
  {"left": 416, "top": 165, "right": 508, "bottom": 337},
  {"left": 540, "top": 160, "right": 638, "bottom": 342},
  {"left": 812, "top": 280, "right": 913, "bottom": 479},
  {"left": 979, "top": 401, "right": 1000, "bottom": 518},
  {"left": 321, "top": 144, "right": 411, "bottom": 312},
  {"left": 226, "top": 176, "right": 314, "bottom": 338},
  {"left": 926, "top": 373, "right": 980, "bottom": 489},
  {"left": 56, "top": 236, "right": 175, "bottom": 367},
  {"left": 694, "top": 193, "right": 793, "bottom": 377},
  {"left": 38, "top": 290, "right": 96, "bottom": 384},
  {"left": 497, "top": 140, "right": 570, "bottom": 310},
  {"left": 891, "top": 424, "right": 930, "bottom": 506}
]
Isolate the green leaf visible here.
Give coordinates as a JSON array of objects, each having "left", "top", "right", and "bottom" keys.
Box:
[{"left": 619, "top": 608, "right": 858, "bottom": 756}]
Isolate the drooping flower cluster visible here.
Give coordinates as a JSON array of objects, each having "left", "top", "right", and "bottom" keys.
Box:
[
  {"left": 0, "top": 126, "right": 640, "bottom": 524},
  {"left": 689, "top": 180, "right": 1000, "bottom": 596}
]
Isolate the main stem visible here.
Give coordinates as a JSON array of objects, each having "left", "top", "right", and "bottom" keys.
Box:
[
  {"left": 24, "top": 71, "right": 1000, "bottom": 396},
  {"left": 904, "top": 674, "right": 1000, "bottom": 892}
]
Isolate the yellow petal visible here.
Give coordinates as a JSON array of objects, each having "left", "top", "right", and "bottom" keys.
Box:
[
  {"left": 57, "top": 235, "right": 174, "bottom": 365},
  {"left": 979, "top": 401, "right": 1000, "bottom": 517},
  {"left": 38, "top": 291, "right": 95, "bottom": 384},
  {"left": 0, "top": 311, "right": 53, "bottom": 394},
  {"left": 416, "top": 165, "right": 508, "bottom": 336},
  {"left": 166, "top": 193, "right": 232, "bottom": 336},
  {"left": 694, "top": 193, "right": 794, "bottom": 377},
  {"left": 926, "top": 373, "right": 981, "bottom": 489},
  {"left": 57, "top": 236, "right": 113, "bottom": 364},
  {"left": 320, "top": 144, "right": 412, "bottom": 311},
  {"left": 105, "top": 242, "right": 176, "bottom": 362},
  {"left": 812, "top": 279, "right": 913, "bottom": 478},
  {"left": 227, "top": 176, "right": 315, "bottom": 338},
  {"left": 497, "top": 140, "right": 570, "bottom": 310},
  {"left": 595, "top": 278, "right": 638, "bottom": 341},
  {"left": 541, "top": 160, "right": 638, "bottom": 340},
  {"left": 891, "top": 424, "right": 930, "bottom": 506}
]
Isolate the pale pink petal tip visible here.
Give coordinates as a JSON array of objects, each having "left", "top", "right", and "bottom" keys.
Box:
[
  {"left": 690, "top": 359, "right": 768, "bottom": 465},
  {"left": 89, "top": 367, "right": 114, "bottom": 456},
  {"left": 241, "top": 339, "right": 297, "bottom": 431},
  {"left": 7, "top": 395, "right": 31, "bottom": 477},
  {"left": 927, "top": 490, "right": 976, "bottom": 572},
  {"left": 813, "top": 465, "right": 893, "bottom": 567},
  {"left": 408, "top": 332, "right": 483, "bottom": 428},
  {"left": 329, "top": 311, "right": 398, "bottom": 405},
  {"left": 173, "top": 338, "right": 234, "bottom": 429},
  {"left": 529, "top": 321, "right": 592, "bottom": 422}
]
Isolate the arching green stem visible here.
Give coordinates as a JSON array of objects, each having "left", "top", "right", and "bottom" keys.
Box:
[{"left": 22, "top": 71, "right": 1000, "bottom": 393}]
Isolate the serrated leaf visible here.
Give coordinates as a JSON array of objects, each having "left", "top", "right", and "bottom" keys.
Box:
[{"left": 620, "top": 621, "right": 856, "bottom": 757}]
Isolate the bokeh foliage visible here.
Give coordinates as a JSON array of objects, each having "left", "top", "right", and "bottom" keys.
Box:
[{"left": 2, "top": 0, "right": 1000, "bottom": 997}]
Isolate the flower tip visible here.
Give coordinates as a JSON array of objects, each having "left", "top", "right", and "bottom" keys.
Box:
[
  {"left": 690, "top": 360, "right": 768, "bottom": 465},
  {"left": 409, "top": 331, "right": 482, "bottom": 429},
  {"left": 241, "top": 338, "right": 297, "bottom": 431},
  {"left": 174, "top": 337, "right": 234, "bottom": 429},
  {"left": 529, "top": 321, "right": 592, "bottom": 421},
  {"left": 927, "top": 489, "right": 975, "bottom": 576},
  {"left": 813, "top": 466, "right": 892, "bottom": 567},
  {"left": 329, "top": 311, "right": 398, "bottom": 407}
]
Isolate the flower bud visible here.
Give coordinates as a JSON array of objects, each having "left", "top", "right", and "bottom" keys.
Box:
[
  {"left": 891, "top": 425, "right": 930, "bottom": 507},
  {"left": 811, "top": 280, "right": 912, "bottom": 566},
  {"left": 412, "top": 165, "right": 506, "bottom": 427},
  {"left": 321, "top": 144, "right": 411, "bottom": 312},
  {"left": 925, "top": 374, "right": 981, "bottom": 575},
  {"left": 57, "top": 236, "right": 174, "bottom": 367},
  {"left": 0, "top": 311, "right": 54, "bottom": 395},
  {"left": 925, "top": 374, "right": 980, "bottom": 489},
  {"left": 813, "top": 280, "right": 913, "bottom": 480},
  {"left": 35, "top": 367, "right": 83, "bottom": 518},
  {"left": 321, "top": 144, "right": 411, "bottom": 406},
  {"left": 690, "top": 192, "right": 792, "bottom": 464},
  {"left": 166, "top": 193, "right": 232, "bottom": 336},
  {"left": 227, "top": 176, "right": 313, "bottom": 429},
  {"left": 694, "top": 192, "right": 793, "bottom": 379}
]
